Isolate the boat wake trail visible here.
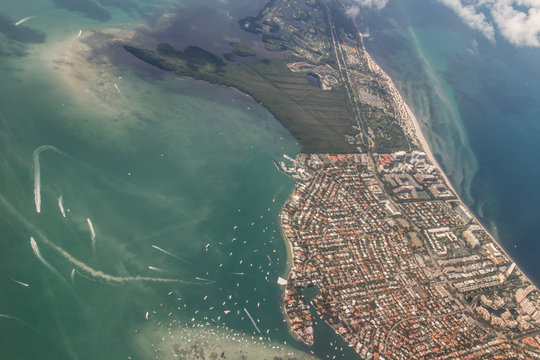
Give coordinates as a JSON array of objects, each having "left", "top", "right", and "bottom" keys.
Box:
[
  {"left": 0, "top": 313, "right": 75, "bottom": 357},
  {"left": 195, "top": 276, "right": 215, "bottom": 284},
  {"left": 1, "top": 191, "right": 199, "bottom": 287},
  {"left": 244, "top": 307, "right": 262, "bottom": 334},
  {"left": 58, "top": 195, "right": 66, "bottom": 218},
  {"left": 148, "top": 266, "right": 166, "bottom": 272},
  {"left": 33, "top": 145, "right": 63, "bottom": 214},
  {"left": 11, "top": 279, "right": 30, "bottom": 287},
  {"left": 113, "top": 83, "right": 123, "bottom": 96},
  {"left": 14, "top": 11, "right": 53, "bottom": 26},
  {"left": 14, "top": 15, "right": 38, "bottom": 26},
  {"left": 86, "top": 218, "right": 96, "bottom": 251},
  {"left": 0, "top": 313, "right": 45, "bottom": 336},
  {"left": 151, "top": 244, "right": 188, "bottom": 263},
  {"left": 31, "top": 234, "right": 200, "bottom": 285},
  {"left": 30, "top": 237, "right": 66, "bottom": 282}
]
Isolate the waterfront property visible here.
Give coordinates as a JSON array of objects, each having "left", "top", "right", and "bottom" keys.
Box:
[{"left": 281, "top": 153, "right": 540, "bottom": 359}]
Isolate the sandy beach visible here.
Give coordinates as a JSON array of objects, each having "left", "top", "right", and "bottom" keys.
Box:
[{"left": 365, "top": 40, "right": 538, "bottom": 286}]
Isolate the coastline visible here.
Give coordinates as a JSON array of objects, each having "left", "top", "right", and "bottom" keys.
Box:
[
  {"left": 354, "top": 16, "right": 533, "bottom": 286},
  {"left": 279, "top": 204, "right": 295, "bottom": 282},
  {"left": 368, "top": 42, "right": 539, "bottom": 288},
  {"left": 278, "top": 190, "right": 309, "bottom": 346}
]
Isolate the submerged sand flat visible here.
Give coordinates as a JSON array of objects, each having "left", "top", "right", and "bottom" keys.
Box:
[{"left": 133, "top": 321, "right": 318, "bottom": 360}]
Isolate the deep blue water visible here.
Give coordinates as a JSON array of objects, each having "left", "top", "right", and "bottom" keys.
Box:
[{"left": 354, "top": 0, "right": 540, "bottom": 284}]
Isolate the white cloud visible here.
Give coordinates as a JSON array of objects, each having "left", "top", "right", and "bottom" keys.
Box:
[
  {"left": 437, "top": 0, "right": 496, "bottom": 42},
  {"left": 491, "top": 0, "right": 540, "bottom": 46},
  {"left": 436, "top": 0, "right": 540, "bottom": 47},
  {"left": 345, "top": 0, "right": 540, "bottom": 47}
]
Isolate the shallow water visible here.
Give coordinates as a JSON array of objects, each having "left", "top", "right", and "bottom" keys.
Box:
[
  {"left": 3, "top": 0, "right": 540, "bottom": 359},
  {"left": 0, "top": 1, "right": 326, "bottom": 359}
]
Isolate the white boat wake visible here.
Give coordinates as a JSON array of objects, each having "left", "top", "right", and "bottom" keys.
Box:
[
  {"left": 32, "top": 235, "right": 197, "bottom": 285},
  {"left": 0, "top": 313, "right": 43, "bottom": 336},
  {"left": 244, "top": 307, "right": 262, "bottom": 334},
  {"left": 113, "top": 83, "right": 122, "bottom": 95},
  {"left": 33, "top": 145, "right": 62, "bottom": 214},
  {"left": 58, "top": 195, "right": 66, "bottom": 218},
  {"left": 14, "top": 15, "right": 38, "bottom": 26},
  {"left": 86, "top": 218, "right": 96, "bottom": 251},
  {"left": 148, "top": 266, "right": 166, "bottom": 273},
  {"left": 151, "top": 244, "right": 187, "bottom": 262},
  {"left": 2, "top": 185, "right": 200, "bottom": 287},
  {"left": 30, "top": 237, "right": 66, "bottom": 282},
  {"left": 11, "top": 279, "right": 30, "bottom": 287}
]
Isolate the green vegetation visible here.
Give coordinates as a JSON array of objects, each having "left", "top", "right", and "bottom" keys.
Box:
[
  {"left": 324, "top": 0, "right": 360, "bottom": 41},
  {"left": 261, "top": 33, "right": 288, "bottom": 52},
  {"left": 125, "top": 43, "right": 356, "bottom": 153},
  {"left": 229, "top": 42, "right": 257, "bottom": 57},
  {"left": 238, "top": 16, "right": 263, "bottom": 34},
  {"left": 356, "top": 103, "right": 409, "bottom": 152},
  {"left": 125, "top": 44, "right": 226, "bottom": 81},
  {"left": 223, "top": 52, "right": 237, "bottom": 62},
  {"left": 124, "top": 0, "right": 410, "bottom": 154}
]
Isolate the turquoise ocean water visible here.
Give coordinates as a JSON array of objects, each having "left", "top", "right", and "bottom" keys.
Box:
[{"left": 2, "top": 0, "right": 539, "bottom": 359}]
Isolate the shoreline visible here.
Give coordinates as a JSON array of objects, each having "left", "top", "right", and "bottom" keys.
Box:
[
  {"left": 353, "top": 19, "right": 539, "bottom": 287},
  {"left": 368, "top": 42, "right": 539, "bottom": 288},
  {"left": 278, "top": 191, "right": 310, "bottom": 346},
  {"left": 279, "top": 205, "right": 295, "bottom": 282}
]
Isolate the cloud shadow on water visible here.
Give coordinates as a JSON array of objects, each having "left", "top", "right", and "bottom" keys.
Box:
[{"left": 0, "top": 13, "right": 46, "bottom": 44}]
